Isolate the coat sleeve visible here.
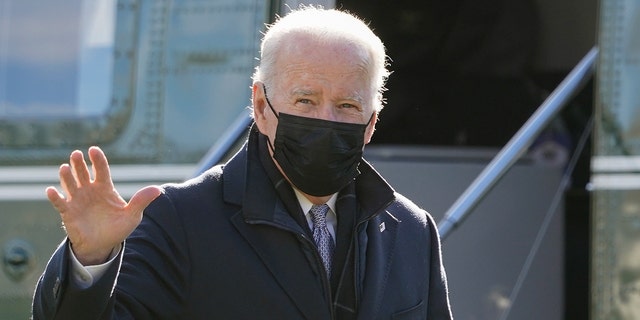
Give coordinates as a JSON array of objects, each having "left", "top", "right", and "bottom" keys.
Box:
[
  {"left": 31, "top": 192, "right": 191, "bottom": 319},
  {"left": 31, "top": 239, "right": 67, "bottom": 319},
  {"left": 31, "top": 238, "right": 121, "bottom": 320},
  {"left": 426, "top": 213, "right": 454, "bottom": 320}
]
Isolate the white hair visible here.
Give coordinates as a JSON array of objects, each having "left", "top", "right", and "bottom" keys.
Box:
[{"left": 252, "top": 6, "right": 390, "bottom": 112}]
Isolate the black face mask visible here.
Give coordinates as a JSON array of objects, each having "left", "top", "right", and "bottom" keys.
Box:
[{"left": 263, "top": 86, "right": 373, "bottom": 196}]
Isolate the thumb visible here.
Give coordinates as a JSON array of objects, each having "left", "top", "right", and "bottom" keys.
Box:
[{"left": 127, "top": 185, "right": 162, "bottom": 214}]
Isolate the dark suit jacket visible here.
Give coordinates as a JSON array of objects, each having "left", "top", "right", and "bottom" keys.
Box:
[{"left": 32, "top": 128, "right": 453, "bottom": 319}]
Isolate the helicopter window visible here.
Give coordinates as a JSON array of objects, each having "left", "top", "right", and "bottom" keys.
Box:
[
  {"left": 0, "top": 0, "right": 267, "bottom": 164},
  {"left": 0, "top": 0, "right": 114, "bottom": 118}
]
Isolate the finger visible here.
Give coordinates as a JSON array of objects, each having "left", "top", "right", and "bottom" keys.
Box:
[
  {"left": 59, "top": 164, "right": 77, "bottom": 195},
  {"left": 46, "top": 186, "right": 67, "bottom": 213},
  {"left": 70, "top": 150, "right": 91, "bottom": 186},
  {"left": 88, "top": 146, "right": 113, "bottom": 185},
  {"left": 126, "top": 185, "right": 162, "bottom": 216}
]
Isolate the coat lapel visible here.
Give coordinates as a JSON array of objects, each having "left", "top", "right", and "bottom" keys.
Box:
[
  {"left": 356, "top": 210, "right": 399, "bottom": 320},
  {"left": 222, "top": 127, "right": 403, "bottom": 319},
  {"left": 229, "top": 207, "right": 331, "bottom": 319},
  {"left": 223, "top": 128, "right": 332, "bottom": 319}
]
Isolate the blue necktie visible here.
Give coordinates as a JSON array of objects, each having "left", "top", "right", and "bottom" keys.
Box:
[{"left": 310, "top": 204, "right": 335, "bottom": 277}]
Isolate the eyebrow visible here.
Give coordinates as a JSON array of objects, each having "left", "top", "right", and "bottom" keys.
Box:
[
  {"left": 290, "top": 88, "right": 366, "bottom": 105},
  {"left": 345, "top": 92, "right": 366, "bottom": 105}
]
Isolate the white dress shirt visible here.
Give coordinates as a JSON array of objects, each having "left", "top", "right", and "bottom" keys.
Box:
[{"left": 293, "top": 188, "right": 338, "bottom": 244}]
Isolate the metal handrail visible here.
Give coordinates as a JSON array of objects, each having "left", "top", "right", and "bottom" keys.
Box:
[{"left": 437, "top": 47, "right": 599, "bottom": 240}]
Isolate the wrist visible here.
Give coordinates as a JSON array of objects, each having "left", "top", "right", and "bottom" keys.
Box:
[{"left": 70, "top": 243, "right": 119, "bottom": 266}]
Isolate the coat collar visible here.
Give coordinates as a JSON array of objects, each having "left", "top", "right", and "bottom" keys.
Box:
[
  {"left": 222, "top": 124, "right": 400, "bottom": 318},
  {"left": 223, "top": 124, "right": 396, "bottom": 224}
]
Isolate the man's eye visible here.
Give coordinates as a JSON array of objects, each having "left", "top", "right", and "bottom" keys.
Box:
[{"left": 297, "top": 99, "right": 313, "bottom": 104}]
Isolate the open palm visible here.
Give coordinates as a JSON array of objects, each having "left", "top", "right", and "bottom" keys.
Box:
[{"left": 46, "top": 146, "right": 162, "bottom": 265}]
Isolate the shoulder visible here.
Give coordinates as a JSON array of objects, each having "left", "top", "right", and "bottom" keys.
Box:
[
  {"left": 162, "top": 164, "right": 224, "bottom": 196},
  {"left": 383, "top": 192, "right": 443, "bottom": 247},
  {"left": 142, "top": 164, "right": 228, "bottom": 225},
  {"left": 387, "top": 192, "right": 433, "bottom": 227},
  {"left": 152, "top": 164, "right": 228, "bottom": 209}
]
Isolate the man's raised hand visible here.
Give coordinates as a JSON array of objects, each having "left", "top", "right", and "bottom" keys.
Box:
[{"left": 46, "top": 146, "right": 162, "bottom": 265}]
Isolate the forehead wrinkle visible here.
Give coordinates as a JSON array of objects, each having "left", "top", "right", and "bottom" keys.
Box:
[{"left": 290, "top": 88, "right": 316, "bottom": 96}]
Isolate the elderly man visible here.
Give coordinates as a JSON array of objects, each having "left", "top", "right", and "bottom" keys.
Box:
[{"left": 32, "top": 6, "right": 452, "bottom": 319}]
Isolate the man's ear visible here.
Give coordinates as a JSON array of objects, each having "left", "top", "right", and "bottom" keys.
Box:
[
  {"left": 252, "top": 82, "right": 268, "bottom": 133},
  {"left": 364, "top": 112, "right": 378, "bottom": 144}
]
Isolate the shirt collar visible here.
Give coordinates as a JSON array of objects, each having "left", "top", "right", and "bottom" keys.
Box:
[{"left": 293, "top": 188, "right": 338, "bottom": 215}]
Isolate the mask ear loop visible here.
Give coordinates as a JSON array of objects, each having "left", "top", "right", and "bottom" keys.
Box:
[
  {"left": 261, "top": 84, "right": 279, "bottom": 153},
  {"left": 262, "top": 84, "right": 279, "bottom": 119},
  {"left": 365, "top": 111, "right": 375, "bottom": 126}
]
